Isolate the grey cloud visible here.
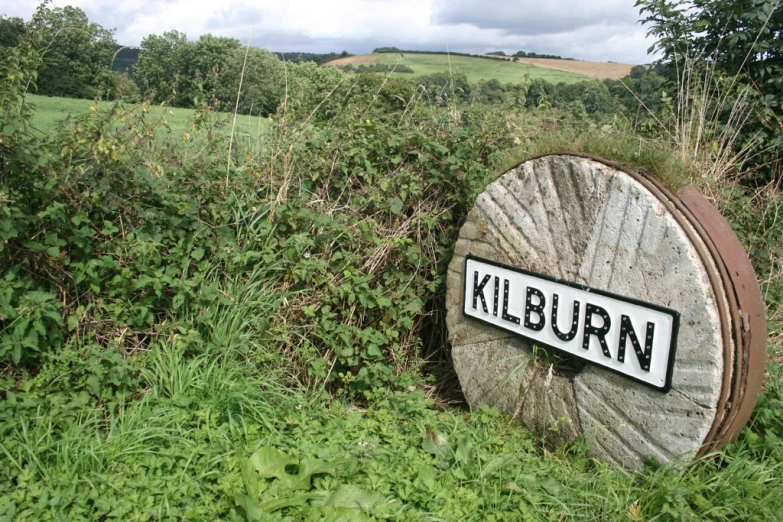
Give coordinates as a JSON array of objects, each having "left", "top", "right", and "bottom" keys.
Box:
[
  {"left": 432, "top": 0, "right": 639, "bottom": 36},
  {"left": 2, "top": 0, "right": 652, "bottom": 63}
]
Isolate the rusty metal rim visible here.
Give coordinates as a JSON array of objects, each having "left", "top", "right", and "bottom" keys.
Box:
[
  {"left": 678, "top": 188, "right": 767, "bottom": 446},
  {"left": 525, "top": 153, "right": 766, "bottom": 454}
]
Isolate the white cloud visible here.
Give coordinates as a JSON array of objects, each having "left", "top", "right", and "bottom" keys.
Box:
[{"left": 2, "top": 0, "right": 656, "bottom": 63}]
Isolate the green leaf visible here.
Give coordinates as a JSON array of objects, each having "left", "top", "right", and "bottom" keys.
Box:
[
  {"left": 234, "top": 494, "right": 265, "bottom": 521},
  {"left": 259, "top": 493, "right": 313, "bottom": 513},
  {"left": 248, "top": 447, "right": 295, "bottom": 480},
  {"left": 365, "top": 344, "right": 382, "bottom": 358},
  {"left": 422, "top": 427, "right": 450, "bottom": 461},
  {"left": 388, "top": 197, "right": 403, "bottom": 215},
  {"left": 282, "top": 458, "right": 336, "bottom": 491},
  {"left": 503, "top": 481, "right": 524, "bottom": 493},
  {"left": 86, "top": 375, "right": 101, "bottom": 396},
  {"left": 454, "top": 437, "right": 474, "bottom": 464},
  {"left": 318, "top": 484, "right": 382, "bottom": 510}
]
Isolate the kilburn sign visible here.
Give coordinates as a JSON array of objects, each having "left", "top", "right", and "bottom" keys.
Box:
[
  {"left": 463, "top": 255, "right": 679, "bottom": 391},
  {"left": 446, "top": 154, "right": 767, "bottom": 469}
]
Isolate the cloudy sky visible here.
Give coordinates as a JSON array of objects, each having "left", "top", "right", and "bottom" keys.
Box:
[{"left": 2, "top": 0, "right": 657, "bottom": 64}]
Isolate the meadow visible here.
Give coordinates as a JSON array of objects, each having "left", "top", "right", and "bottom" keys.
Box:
[
  {"left": 328, "top": 53, "right": 589, "bottom": 85},
  {"left": 27, "top": 94, "right": 268, "bottom": 138}
]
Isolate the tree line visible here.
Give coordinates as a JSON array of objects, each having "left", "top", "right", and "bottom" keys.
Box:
[
  {"left": 0, "top": 7, "right": 623, "bottom": 118},
  {"left": 488, "top": 50, "right": 574, "bottom": 60},
  {"left": 372, "top": 47, "right": 509, "bottom": 62}
]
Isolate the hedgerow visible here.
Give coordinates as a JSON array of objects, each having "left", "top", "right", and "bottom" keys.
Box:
[{"left": 0, "top": 34, "right": 514, "bottom": 399}]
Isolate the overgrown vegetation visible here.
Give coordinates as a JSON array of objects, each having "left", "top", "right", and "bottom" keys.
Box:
[
  {"left": 636, "top": 0, "right": 783, "bottom": 185},
  {"left": 1, "top": 1, "right": 782, "bottom": 520}
]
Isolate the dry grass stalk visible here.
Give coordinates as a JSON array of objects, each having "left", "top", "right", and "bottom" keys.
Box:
[
  {"left": 673, "top": 58, "right": 761, "bottom": 184},
  {"left": 226, "top": 32, "right": 254, "bottom": 190}
]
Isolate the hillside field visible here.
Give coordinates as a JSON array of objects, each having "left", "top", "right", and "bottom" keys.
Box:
[
  {"left": 325, "top": 53, "right": 619, "bottom": 84},
  {"left": 486, "top": 55, "right": 634, "bottom": 79}
]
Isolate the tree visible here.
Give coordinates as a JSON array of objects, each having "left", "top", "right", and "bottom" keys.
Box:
[
  {"left": 608, "top": 65, "right": 667, "bottom": 124},
  {"left": 415, "top": 72, "right": 472, "bottom": 106},
  {"left": 134, "top": 30, "right": 193, "bottom": 105},
  {"left": 283, "top": 61, "right": 345, "bottom": 118},
  {"left": 525, "top": 78, "right": 555, "bottom": 109},
  {"left": 475, "top": 78, "right": 506, "bottom": 105},
  {"left": 136, "top": 32, "right": 247, "bottom": 108},
  {"left": 190, "top": 34, "right": 241, "bottom": 101},
  {"left": 32, "top": 6, "right": 116, "bottom": 98},
  {"left": 638, "top": 0, "right": 782, "bottom": 89},
  {"left": 553, "top": 80, "right": 615, "bottom": 115},
  {"left": 0, "top": 16, "right": 25, "bottom": 48},
  {"left": 636, "top": 0, "right": 783, "bottom": 181},
  {"left": 216, "top": 46, "right": 284, "bottom": 116}
]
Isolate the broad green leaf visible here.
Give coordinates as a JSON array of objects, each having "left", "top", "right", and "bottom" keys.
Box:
[
  {"left": 281, "top": 458, "right": 336, "bottom": 491},
  {"left": 454, "top": 437, "right": 474, "bottom": 464},
  {"left": 234, "top": 494, "right": 265, "bottom": 522},
  {"left": 365, "top": 344, "right": 382, "bottom": 358},
  {"left": 259, "top": 493, "right": 313, "bottom": 512},
  {"left": 388, "top": 197, "right": 403, "bottom": 215},
  {"left": 503, "top": 481, "right": 524, "bottom": 493},
  {"left": 318, "top": 484, "right": 382, "bottom": 510},
  {"left": 248, "top": 447, "right": 295, "bottom": 480}
]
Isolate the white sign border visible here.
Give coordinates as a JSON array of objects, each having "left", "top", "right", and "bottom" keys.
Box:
[{"left": 461, "top": 254, "right": 680, "bottom": 392}]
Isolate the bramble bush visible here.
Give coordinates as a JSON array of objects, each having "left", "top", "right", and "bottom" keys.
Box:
[{"left": 1, "top": 27, "right": 515, "bottom": 399}]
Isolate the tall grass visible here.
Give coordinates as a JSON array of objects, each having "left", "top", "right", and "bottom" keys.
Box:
[{"left": 670, "top": 59, "right": 765, "bottom": 184}]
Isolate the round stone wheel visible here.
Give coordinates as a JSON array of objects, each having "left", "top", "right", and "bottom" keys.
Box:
[{"left": 446, "top": 154, "right": 766, "bottom": 468}]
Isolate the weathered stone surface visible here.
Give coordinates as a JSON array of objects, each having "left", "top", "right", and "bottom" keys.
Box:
[
  {"left": 452, "top": 339, "right": 583, "bottom": 447},
  {"left": 446, "top": 155, "right": 725, "bottom": 468}
]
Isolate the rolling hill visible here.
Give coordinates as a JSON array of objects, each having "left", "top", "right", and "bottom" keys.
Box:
[{"left": 325, "top": 53, "right": 634, "bottom": 84}]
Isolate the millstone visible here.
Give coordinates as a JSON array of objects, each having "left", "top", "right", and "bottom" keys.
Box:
[{"left": 446, "top": 154, "right": 766, "bottom": 469}]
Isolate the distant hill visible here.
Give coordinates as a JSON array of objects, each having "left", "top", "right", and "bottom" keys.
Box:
[{"left": 324, "top": 53, "right": 623, "bottom": 85}]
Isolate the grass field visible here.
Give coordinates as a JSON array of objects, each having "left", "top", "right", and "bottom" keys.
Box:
[
  {"left": 26, "top": 94, "right": 268, "bottom": 138},
  {"left": 326, "top": 53, "right": 594, "bottom": 85}
]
